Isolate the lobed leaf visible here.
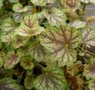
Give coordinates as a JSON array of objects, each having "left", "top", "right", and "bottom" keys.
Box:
[
  {"left": 44, "top": 8, "right": 67, "bottom": 26},
  {"left": 33, "top": 66, "right": 69, "bottom": 90},
  {"left": 82, "top": 27, "right": 95, "bottom": 48},
  {"left": 0, "top": 78, "right": 23, "bottom": 90},
  {"left": 20, "top": 56, "right": 34, "bottom": 70},
  {"left": 41, "top": 26, "right": 81, "bottom": 66},
  {"left": 4, "top": 51, "right": 20, "bottom": 69}
]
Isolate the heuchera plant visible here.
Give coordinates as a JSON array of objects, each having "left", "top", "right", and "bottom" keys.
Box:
[{"left": 0, "top": 0, "right": 95, "bottom": 90}]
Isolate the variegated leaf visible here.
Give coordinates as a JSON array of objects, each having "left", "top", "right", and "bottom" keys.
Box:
[
  {"left": 13, "top": 35, "right": 29, "bottom": 48},
  {"left": 88, "top": 79, "right": 95, "bottom": 90},
  {"left": 82, "top": 27, "right": 95, "bottom": 48},
  {"left": 33, "top": 66, "right": 69, "bottom": 90},
  {"left": 20, "top": 56, "right": 34, "bottom": 70},
  {"left": 71, "top": 20, "right": 86, "bottom": 29},
  {"left": 31, "top": 39, "right": 48, "bottom": 62},
  {"left": 13, "top": 3, "right": 30, "bottom": 12},
  {"left": 44, "top": 8, "right": 67, "bottom": 26},
  {"left": 17, "top": 22, "right": 44, "bottom": 37},
  {"left": 30, "top": 0, "right": 46, "bottom": 6},
  {"left": 0, "top": 78, "right": 23, "bottom": 90},
  {"left": 13, "top": 12, "right": 24, "bottom": 23},
  {"left": 1, "top": 18, "right": 16, "bottom": 33},
  {"left": 83, "top": 58, "right": 95, "bottom": 79},
  {"left": 41, "top": 26, "right": 81, "bottom": 66},
  {"left": 1, "top": 34, "right": 14, "bottom": 43},
  {"left": 24, "top": 75, "right": 33, "bottom": 89},
  {"left": 23, "top": 14, "right": 39, "bottom": 28},
  {"left": 16, "top": 14, "right": 45, "bottom": 37},
  {"left": 81, "top": 0, "right": 95, "bottom": 4},
  {"left": 4, "top": 51, "right": 20, "bottom": 69}
]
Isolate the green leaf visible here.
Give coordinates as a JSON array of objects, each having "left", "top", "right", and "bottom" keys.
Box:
[
  {"left": 9, "top": 0, "right": 19, "bottom": 3},
  {"left": 4, "top": 51, "right": 20, "bottom": 69},
  {"left": 0, "top": 78, "right": 23, "bottom": 90},
  {"left": 33, "top": 66, "right": 69, "bottom": 90},
  {"left": 82, "top": 27, "right": 95, "bottom": 48},
  {"left": 20, "top": 56, "right": 34, "bottom": 70},
  {"left": 0, "top": 51, "right": 5, "bottom": 68},
  {"left": 44, "top": 8, "right": 67, "bottom": 26},
  {"left": 24, "top": 75, "right": 33, "bottom": 89},
  {"left": 0, "top": 0, "right": 4, "bottom": 10},
  {"left": 41, "top": 26, "right": 81, "bottom": 66}
]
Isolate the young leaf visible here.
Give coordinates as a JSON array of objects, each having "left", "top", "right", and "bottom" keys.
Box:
[
  {"left": 44, "top": 8, "right": 67, "bottom": 26},
  {"left": 4, "top": 51, "right": 20, "bottom": 69},
  {"left": 33, "top": 66, "right": 69, "bottom": 90},
  {"left": 20, "top": 56, "right": 34, "bottom": 70},
  {"left": 0, "top": 78, "right": 23, "bottom": 90},
  {"left": 41, "top": 26, "right": 81, "bottom": 66}
]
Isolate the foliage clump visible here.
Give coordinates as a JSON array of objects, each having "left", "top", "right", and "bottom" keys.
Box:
[{"left": 0, "top": 0, "right": 95, "bottom": 90}]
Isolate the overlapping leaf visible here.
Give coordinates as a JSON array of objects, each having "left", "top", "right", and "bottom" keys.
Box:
[
  {"left": 4, "top": 51, "right": 21, "bottom": 69},
  {"left": 1, "top": 18, "right": 16, "bottom": 33},
  {"left": 0, "top": 51, "right": 5, "bottom": 68},
  {"left": 24, "top": 74, "right": 33, "bottom": 89},
  {"left": 17, "top": 14, "right": 45, "bottom": 37},
  {"left": 13, "top": 3, "right": 30, "bottom": 13},
  {"left": 61, "top": 0, "right": 81, "bottom": 10},
  {"left": 20, "top": 56, "right": 34, "bottom": 70},
  {"left": 0, "top": 0, "right": 4, "bottom": 10},
  {"left": 71, "top": 20, "right": 86, "bottom": 29},
  {"left": 88, "top": 79, "right": 95, "bottom": 90},
  {"left": 30, "top": 0, "right": 46, "bottom": 6},
  {"left": 44, "top": 8, "right": 67, "bottom": 26},
  {"left": 13, "top": 35, "right": 29, "bottom": 48},
  {"left": 33, "top": 66, "right": 69, "bottom": 90},
  {"left": 0, "top": 78, "right": 23, "bottom": 90},
  {"left": 83, "top": 58, "right": 95, "bottom": 79},
  {"left": 81, "top": 0, "right": 95, "bottom": 5},
  {"left": 30, "top": 39, "right": 48, "bottom": 62},
  {"left": 41, "top": 26, "right": 81, "bottom": 66},
  {"left": 82, "top": 27, "right": 95, "bottom": 48}
]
